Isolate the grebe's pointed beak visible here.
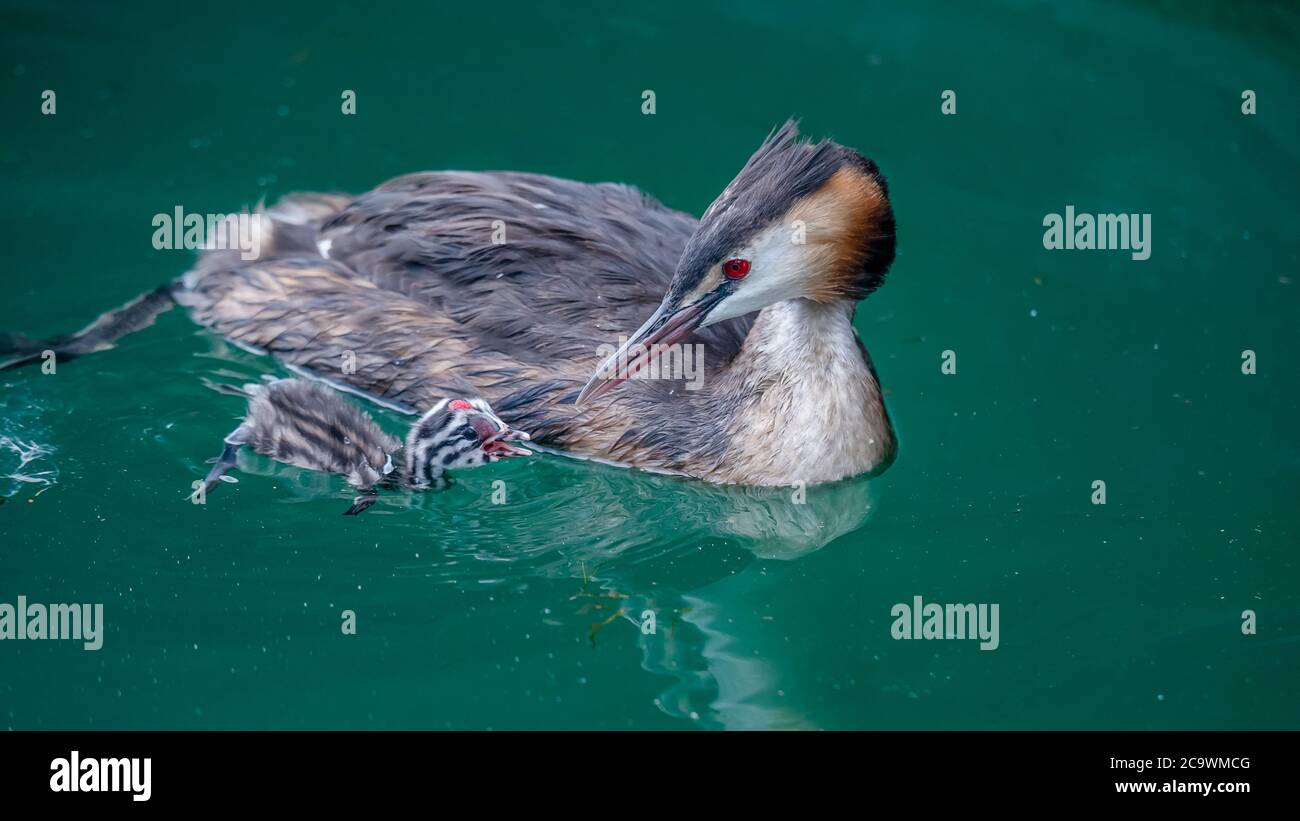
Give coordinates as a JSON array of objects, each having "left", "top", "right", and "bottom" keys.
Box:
[
  {"left": 472, "top": 415, "right": 532, "bottom": 458},
  {"left": 575, "top": 290, "right": 724, "bottom": 405},
  {"left": 483, "top": 435, "right": 531, "bottom": 458},
  {"left": 491, "top": 426, "right": 532, "bottom": 457}
]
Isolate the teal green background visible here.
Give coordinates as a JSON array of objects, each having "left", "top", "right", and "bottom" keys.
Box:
[{"left": 1, "top": 0, "right": 1297, "bottom": 729}]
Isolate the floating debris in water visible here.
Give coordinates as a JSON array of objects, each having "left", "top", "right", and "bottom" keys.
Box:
[{"left": 588, "top": 607, "right": 627, "bottom": 648}]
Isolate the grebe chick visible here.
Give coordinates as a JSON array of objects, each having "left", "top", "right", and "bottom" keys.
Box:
[{"left": 199, "top": 379, "right": 530, "bottom": 514}]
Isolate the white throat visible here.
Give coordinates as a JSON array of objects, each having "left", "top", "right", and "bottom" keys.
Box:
[{"left": 715, "top": 298, "right": 895, "bottom": 486}]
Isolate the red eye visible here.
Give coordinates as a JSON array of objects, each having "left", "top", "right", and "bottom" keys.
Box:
[
  {"left": 723, "top": 258, "right": 750, "bottom": 280},
  {"left": 449, "top": 399, "right": 473, "bottom": 411}
]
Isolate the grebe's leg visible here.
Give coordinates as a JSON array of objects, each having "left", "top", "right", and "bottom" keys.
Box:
[
  {"left": 343, "top": 489, "right": 379, "bottom": 516},
  {"left": 0, "top": 284, "right": 175, "bottom": 371},
  {"left": 199, "top": 377, "right": 258, "bottom": 398},
  {"left": 199, "top": 427, "right": 248, "bottom": 498}
]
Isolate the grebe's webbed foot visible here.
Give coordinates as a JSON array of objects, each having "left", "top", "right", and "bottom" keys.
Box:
[
  {"left": 0, "top": 284, "right": 175, "bottom": 371},
  {"left": 200, "top": 435, "right": 243, "bottom": 497},
  {"left": 199, "top": 377, "right": 258, "bottom": 399},
  {"left": 343, "top": 490, "right": 379, "bottom": 516}
]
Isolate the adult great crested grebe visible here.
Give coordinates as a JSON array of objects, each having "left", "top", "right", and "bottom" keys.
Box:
[{"left": 1, "top": 121, "right": 898, "bottom": 486}]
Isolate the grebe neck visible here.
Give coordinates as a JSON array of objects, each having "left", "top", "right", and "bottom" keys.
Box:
[{"left": 713, "top": 298, "right": 895, "bottom": 485}]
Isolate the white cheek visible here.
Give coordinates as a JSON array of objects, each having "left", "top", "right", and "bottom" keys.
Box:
[{"left": 705, "top": 225, "right": 810, "bottom": 324}]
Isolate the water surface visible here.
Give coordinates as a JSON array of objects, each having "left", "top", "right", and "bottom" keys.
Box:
[{"left": 1, "top": 0, "right": 1297, "bottom": 729}]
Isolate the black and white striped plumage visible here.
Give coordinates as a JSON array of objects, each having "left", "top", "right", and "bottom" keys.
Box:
[
  {"left": 201, "top": 380, "right": 529, "bottom": 514},
  {"left": 403, "top": 396, "right": 531, "bottom": 491}
]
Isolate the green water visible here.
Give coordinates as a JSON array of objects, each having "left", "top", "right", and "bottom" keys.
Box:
[{"left": 1, "top": 0, "right": 1297, "bottom": 729}]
